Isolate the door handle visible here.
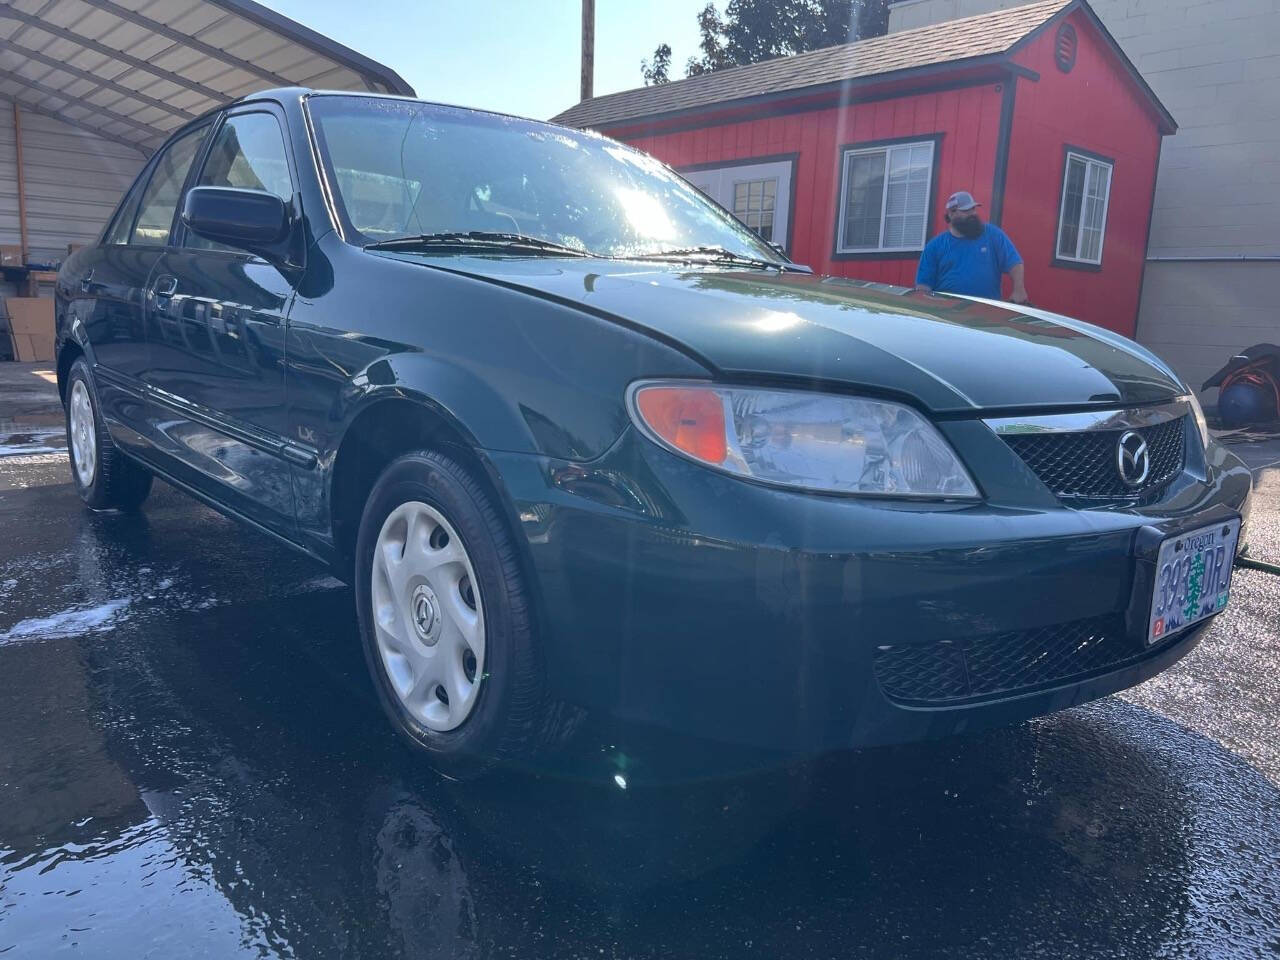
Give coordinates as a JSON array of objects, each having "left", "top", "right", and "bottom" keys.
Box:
[
  {"left": 153, "top": 275, "right": 178, "bottom": 297},
  {"left": 79, "top": 268, "right": 94, "bottom": 292}
]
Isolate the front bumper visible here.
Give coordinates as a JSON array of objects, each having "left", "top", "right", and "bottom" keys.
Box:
[{"left": 488, "top": 426, "right": 1253, "bottom": 753}]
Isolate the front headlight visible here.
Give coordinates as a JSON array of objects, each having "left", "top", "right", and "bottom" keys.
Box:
[
  {"left": 1182, "top": 391, "right": 1211, "bottom": 450},
  {"left": 627, "top": 381, "right": 979, "bottom": 499}
]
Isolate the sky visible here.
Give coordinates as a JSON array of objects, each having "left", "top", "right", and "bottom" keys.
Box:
[{"left": 262, "top": 0, "right": 710, "bottom": 120}]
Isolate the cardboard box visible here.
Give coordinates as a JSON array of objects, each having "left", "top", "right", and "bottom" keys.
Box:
[
  {"left": 0, "top": 244, "right": 22, "bottom": 267},
  {"left": 67, "top": 243, "right": 84, "bottom": 256},
  {"left": 10, "top": 332, "right": 54, "bottom": 362},
  {"left": 5, "top": 297, "right": 54, "bottom": 337}
]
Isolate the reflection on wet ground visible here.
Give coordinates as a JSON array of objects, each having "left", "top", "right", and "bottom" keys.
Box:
[{"left": 2, "top": 366, "right": 1279, "bottom": 958}]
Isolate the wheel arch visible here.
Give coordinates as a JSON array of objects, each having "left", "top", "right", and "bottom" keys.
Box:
[
  {"left": 55, "top": 338, "right": 86, "bottom": 404},
  {"left": 54, "top": 297, "right": 97, "bottom": 403},
  {"left": 328, "top": 393, "right": 556, "bottom": 691},
  {"left": 327, "top": 393, "right": 528, "bottom": 584}
]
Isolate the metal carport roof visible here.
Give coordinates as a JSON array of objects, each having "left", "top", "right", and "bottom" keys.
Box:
[{"left": 0, "top": 0, "right": 414, "bottom": 155}]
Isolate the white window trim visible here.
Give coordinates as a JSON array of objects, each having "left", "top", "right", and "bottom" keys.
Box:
[
  {"left": 836, "top": 139, "right": 936, "bottom": 255},
  {"left": 681, "top": 158, "right": 793, "bottom": 250},
  {"left": 1055, "top": 151, "right": 1113, "bottom": 266}
]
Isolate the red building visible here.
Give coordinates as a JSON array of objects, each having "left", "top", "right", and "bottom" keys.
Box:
[{"left": 553, "top": 0, "right": 1174, "bottom": 337}]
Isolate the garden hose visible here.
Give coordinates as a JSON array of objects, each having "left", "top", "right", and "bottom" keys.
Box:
[{"left": 1236, "top": 554, "right": 1280, "bottom": 576}]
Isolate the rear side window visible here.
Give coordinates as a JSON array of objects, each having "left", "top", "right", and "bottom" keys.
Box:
[
  {"left": 186, "top": 112, "right": 294, "bottom": 251},
  {"left": 131, "top": 124, "right": 209, "bottom": 246}
]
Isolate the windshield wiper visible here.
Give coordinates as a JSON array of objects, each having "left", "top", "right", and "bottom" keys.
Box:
[
  {"left": 629, "top": 245, "right": 809, "bottom": 273},
  {"left": 365, "top": 231, "right": 594, "bottom": 257}
]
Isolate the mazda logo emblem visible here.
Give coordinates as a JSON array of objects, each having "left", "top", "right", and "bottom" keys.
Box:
[{"left": 1116, "top": 430, "right": 1150, "bottom": 487}]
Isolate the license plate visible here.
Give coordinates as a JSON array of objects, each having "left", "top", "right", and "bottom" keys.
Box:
[{"left": 1148, "top": 519, "right": 1239, "bottom": 645}]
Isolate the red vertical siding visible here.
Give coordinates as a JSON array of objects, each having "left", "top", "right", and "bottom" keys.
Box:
[
  {"left": 608, "top": 13, "right": 1162, "bottom": 335},
  {"left": 1005, "top": 10, "right": 1163, "bottom": 336},
  {"left": 616, "top": 82, "right": 1006, "bottom": 286}
]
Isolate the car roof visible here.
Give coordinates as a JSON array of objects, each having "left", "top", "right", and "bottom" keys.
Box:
[
  {"left": 149, "top": 87, "right": 626, "bottom": 167},
  {"left": 237, "top": 87, "right": 609, "bottom": 140}
]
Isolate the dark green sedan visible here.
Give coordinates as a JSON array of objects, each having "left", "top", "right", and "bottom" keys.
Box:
[{"left": 54, "top": 90, "right": 1252, "bottom": 777}]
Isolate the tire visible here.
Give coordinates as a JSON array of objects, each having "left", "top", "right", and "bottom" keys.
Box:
[
  {"left": 64, "top": 357, "right": 152, "bottom": 511},
  {"left": 354, "top": 448, "right": 576, "bottom": 779}
]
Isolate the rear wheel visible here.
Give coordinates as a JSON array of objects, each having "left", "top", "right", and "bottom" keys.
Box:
[
  {"left": 65, "top": 357, "right": 152, "bottom": 511},
  {"left": 354, "top": 449, "right": 575, "bottom": 778}
]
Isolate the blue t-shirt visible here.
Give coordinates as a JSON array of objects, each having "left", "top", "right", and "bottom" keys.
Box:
[{"left": 915, "top": 224, "right": 1023, "bottom": 299}]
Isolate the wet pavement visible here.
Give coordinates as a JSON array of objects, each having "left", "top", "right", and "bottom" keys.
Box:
[{"left": 1, "top": 362, "right": 1279, "bottom": 959}]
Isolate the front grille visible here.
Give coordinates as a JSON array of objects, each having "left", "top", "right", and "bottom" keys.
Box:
[
  {"left": 874, "top": 615, "right": 1138, "bottom": 704},
  {"left": 1003, "top": 415, "right": 1186, "bottom": 500}
]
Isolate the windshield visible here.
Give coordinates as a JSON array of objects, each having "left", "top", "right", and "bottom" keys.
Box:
[{"left": 307, "top": 94, "right": 784, "bottom": 262}]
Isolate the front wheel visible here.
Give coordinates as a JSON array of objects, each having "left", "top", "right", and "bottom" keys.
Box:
[
  {"left": 65, "top": 357, "right": 152, "bottom": 511},
  {"left": 354, "top": 449, "right": 576, "bottom": 779}
]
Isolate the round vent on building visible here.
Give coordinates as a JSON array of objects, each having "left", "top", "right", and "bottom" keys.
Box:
[{"left": 1055, "top": 23, "right": 1078, "bottom": 72}]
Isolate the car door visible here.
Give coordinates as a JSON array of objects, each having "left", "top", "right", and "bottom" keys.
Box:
[
  {"left": 73, "top": 125, "right": 209, "bottom": 451},
  {"left": 141, "top": 105, "right": 299, "bottom": 531}
]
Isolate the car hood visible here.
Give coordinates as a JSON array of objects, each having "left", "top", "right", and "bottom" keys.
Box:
[{"left": 380, "top": 254, "right": 1186, "bottom": 413}]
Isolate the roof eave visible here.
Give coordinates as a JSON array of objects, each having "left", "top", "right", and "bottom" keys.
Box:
[
  {"left": 1005, "top": 0, "right": 1176, "bottom": 134},
  {"left": 562, "top": 52, "right": 1031, "bottom": 134},
  {"left": 1080, "top": 2, "right": 1177, "bottom": 134},
  {"left": 206, "top": 0, "right": 416, "bottom": 97},
  {"left": 556, "top": 0, "right": 1175, "bottom": 137}
]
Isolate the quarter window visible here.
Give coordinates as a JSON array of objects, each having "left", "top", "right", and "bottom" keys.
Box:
[
  {"left": 104, "top": 177, "right": 146, "bottom": 246},
  {"left": 1056, "top": 151, "right": 1112, "bottom": 265},
  {"left": 837, "top": 140, "right": 935, "bottom": 253},
  {"left": 131, "top": 125, "right": 209, "bottom": 246},
  {"left": 187, "top": 112, "right": 293, "bottom": 252}
]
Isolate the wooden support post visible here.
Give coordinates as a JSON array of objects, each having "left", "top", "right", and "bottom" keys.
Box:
[
  {"left": 13, "top": 101, "right": 28, "bottom": 265},
  {"left": 580, "top": 0, "right": 595, "bottom": 102}
]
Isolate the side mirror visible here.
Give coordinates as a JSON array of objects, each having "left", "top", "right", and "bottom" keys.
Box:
[{"left": 181, "top": 186, "right": 293, "bottom": 264}]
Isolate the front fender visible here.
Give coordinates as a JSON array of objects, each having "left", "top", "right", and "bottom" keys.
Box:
[
  {"left": 284, "top": 236, "right": 713, "bottom": 558},
  {"left": 290, "top": 233, "right": 713, "bottom": 464},
  {"left": 338, "top": 349, "right": 605, "bottom": 461}
]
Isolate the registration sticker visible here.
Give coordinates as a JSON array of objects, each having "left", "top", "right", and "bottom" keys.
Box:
[{"left": 1147, "top": 519, "right": 1240, "bottom": 645}]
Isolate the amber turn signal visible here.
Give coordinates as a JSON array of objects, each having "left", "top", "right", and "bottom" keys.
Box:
[{"left": 633, "top": 386, "right": 728, "bottom": 465}]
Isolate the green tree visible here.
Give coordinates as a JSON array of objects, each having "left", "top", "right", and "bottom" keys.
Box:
[
  {"left": 643, "top": 0, "right": 889, "bottom": 82},
  {"left": 686, "top": 3, "right": 732, "bottom": 76},
  {"left": 641, "top": 43, "right": 673, "bottom": 85}
]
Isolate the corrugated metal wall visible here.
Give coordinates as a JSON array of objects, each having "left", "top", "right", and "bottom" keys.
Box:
[
  {"left": 0, "top": 106, "right": 145, "bottom": 265},
  {"left": 0, "top": 107, "right": 23, "bottom": 247}
]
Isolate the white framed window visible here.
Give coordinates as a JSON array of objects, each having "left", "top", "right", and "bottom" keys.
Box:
[
  {"left": 731, "top": 177, "right": 778, "bottom": 242},
  {"left": 681, "top": 158, "right": 793, "bottom": 250},
  {"left": 836, "top": 139, "right": 935, "bottom": 254},
  {"left": 1056, "top": 150, "right": 1113, "bottom": 265}
]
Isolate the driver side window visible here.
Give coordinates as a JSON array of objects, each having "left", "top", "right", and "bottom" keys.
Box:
[{"left": 185, "top": 111, "right": 294, "bottom": 252}]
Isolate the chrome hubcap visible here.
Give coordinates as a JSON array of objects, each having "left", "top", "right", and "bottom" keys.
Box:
[
  {"left": 69, "top": 380, "right": 96, "bottom": 488},
  {"left": 411, "top": 583, "right": 441, "bottom": 644},
  {"left": 371, "top": 501, "right": 485, "bottom": 732}
]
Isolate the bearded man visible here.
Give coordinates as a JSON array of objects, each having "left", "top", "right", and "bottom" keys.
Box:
[{"left": 914, "top": 191, "right": 1028, "bottom": 304}]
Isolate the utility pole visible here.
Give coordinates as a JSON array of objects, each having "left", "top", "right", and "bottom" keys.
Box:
[{"left": 581, "top": 0, "right": 595, "bottom": 101}]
